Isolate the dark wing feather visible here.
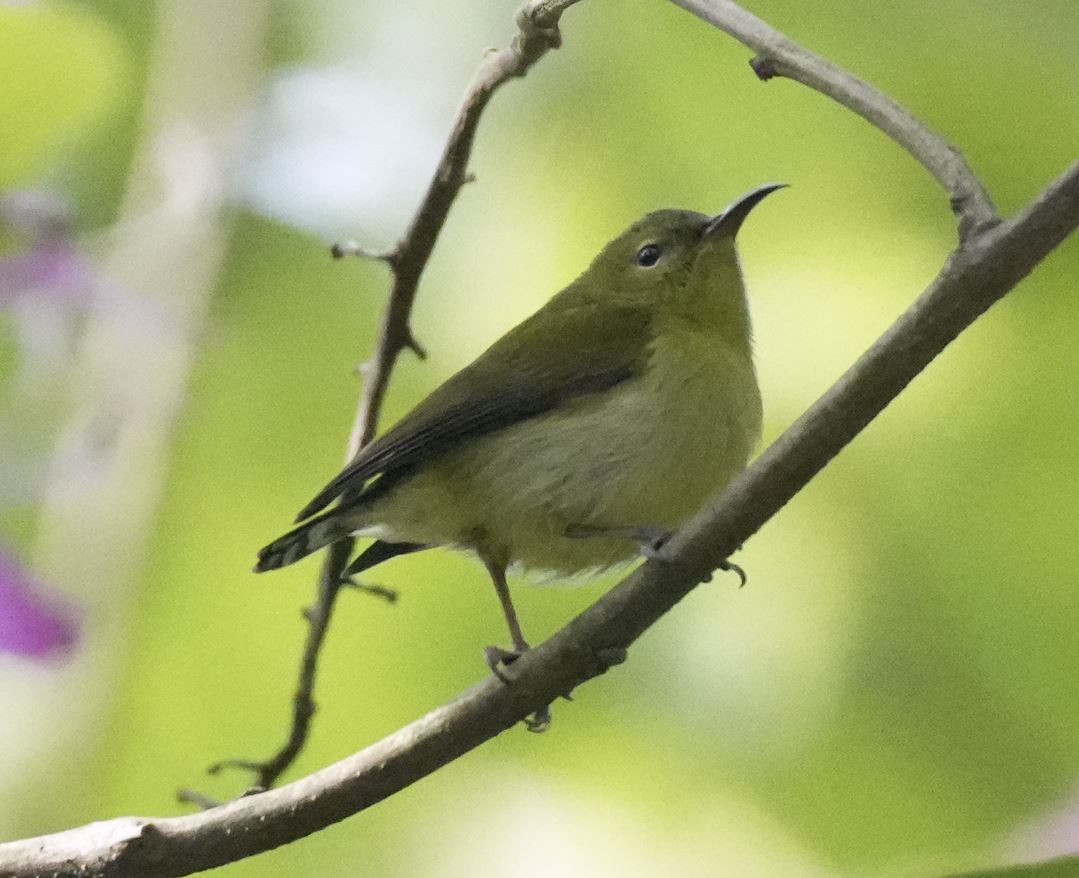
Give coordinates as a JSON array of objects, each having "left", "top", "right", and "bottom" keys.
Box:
[{"left": 295, "top": 292, "right": 652, "bottom": 521}]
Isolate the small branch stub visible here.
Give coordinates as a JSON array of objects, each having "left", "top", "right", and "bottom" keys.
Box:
[
  {"left": 401, "top": 329, "right": 428, "bottom": 360},
  {"left": 749, "top": 55, "right": 777, "bottom": 81},
  {"left": 342, "top": 576, "right": 400, "bottom": 603},
  {"left": 330, "top": 241, "right": 397, "bottom": 262}
]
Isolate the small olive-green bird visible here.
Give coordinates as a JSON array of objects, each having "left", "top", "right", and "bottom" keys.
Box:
[{"left": 256, "top": 183, "right": 783, "bottom": 665}]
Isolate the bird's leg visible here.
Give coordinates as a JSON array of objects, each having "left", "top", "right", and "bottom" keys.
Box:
[
  {"left": 565, "top": 523, "right": 673, "bottom": 556},
  {"left": 566, "top": 524, "right": 747, "bottom": 586},
  {"left": 482, "top": 558, "right": 530, "bottom": 674},
  {"left": 481, "top": 559, "right": 552, "bottom": 731}
]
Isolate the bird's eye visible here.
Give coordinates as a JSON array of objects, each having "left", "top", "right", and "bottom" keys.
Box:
[{"left": 634, "top": 243, "right": 662, "bottom": 268}]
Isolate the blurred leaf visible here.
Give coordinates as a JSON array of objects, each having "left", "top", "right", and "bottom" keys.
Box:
[
  {"left": 0, "top": 4, "right": 127, "bottom": 188},
  {"left": 3, "top": 1, "right": 1079, "bottom": 876}
]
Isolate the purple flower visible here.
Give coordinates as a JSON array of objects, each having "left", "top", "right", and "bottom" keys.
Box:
[
  {"left": 0, "top": 191, "right": 98, "bottom": 392},
  {"left": 0, "top": 549, "right": 78, "bottom": 658},
  {"left": 0, "top": 192, "right": 92, "bottom": 304},
  {"left": 0, "top": 192, "right": 85, "bottom": 660},
  {"left": 0, "top": 233, "right": 93, "bottom": 305}
]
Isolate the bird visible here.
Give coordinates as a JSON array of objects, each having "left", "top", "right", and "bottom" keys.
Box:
[{"left": 255, "top": 183, "right": 783, "bottom": 672}]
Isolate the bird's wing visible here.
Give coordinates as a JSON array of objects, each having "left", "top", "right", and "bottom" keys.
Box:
[{"left": 294, "top": 294, "right": 652, "bottom": 521}]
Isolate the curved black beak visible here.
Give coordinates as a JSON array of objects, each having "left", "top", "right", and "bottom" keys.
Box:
[{"left": 704, "top": 182, "right": 787, "bottom": 238}]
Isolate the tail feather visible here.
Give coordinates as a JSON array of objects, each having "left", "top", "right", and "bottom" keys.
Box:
[{"left": 254, "top": 511, "right": 354, "bottom": 572}]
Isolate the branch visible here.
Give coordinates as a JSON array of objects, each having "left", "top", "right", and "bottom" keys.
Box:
[
  {"left": 667, "top": 0, "right": 1000, "bottom": 239},
  {"left": 187, "top": 0, "right": 584, "bottom": 795},
  {"left": 2, "top": 159, "right": 1076, "bottom": 878}
]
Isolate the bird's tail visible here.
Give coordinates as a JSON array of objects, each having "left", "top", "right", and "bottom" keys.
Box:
[{"left": 254, "top": 510, "right": 355, "bottom": 572}]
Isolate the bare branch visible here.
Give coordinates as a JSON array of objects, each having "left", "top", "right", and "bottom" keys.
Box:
[
  {"left": 191, "top": 0, "right": 584, "bottom": 795},
  {"left": 667, "top": 0, "right": 1000, "bottom": 239},
  {"left": 3, "top": 157, "right": 1075, "bottom": 878}
]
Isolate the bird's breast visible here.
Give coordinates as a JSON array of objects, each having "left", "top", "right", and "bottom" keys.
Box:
[{"left": 459, "top": 325, "right": 762, "bottom": 574}]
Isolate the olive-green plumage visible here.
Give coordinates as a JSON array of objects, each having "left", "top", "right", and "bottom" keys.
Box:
[{"left": 256, "top": 184, "right": 783, "bottom": 655}]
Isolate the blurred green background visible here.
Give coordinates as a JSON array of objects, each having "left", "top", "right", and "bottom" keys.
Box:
[{"left": 1, "top": 1, "right": 1078, "bottom": 876}]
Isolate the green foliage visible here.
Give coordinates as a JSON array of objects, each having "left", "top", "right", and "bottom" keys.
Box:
[
  {"left": 0, "top": 5, "right": 127, "bottom": 190},
  {"left": 3, "top": 1, "right": 1079, "bottom": 876}
]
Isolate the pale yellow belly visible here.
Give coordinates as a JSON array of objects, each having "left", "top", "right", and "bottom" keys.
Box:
[{"left": 364, "top": 332, "right": 761, "bottom": 577}]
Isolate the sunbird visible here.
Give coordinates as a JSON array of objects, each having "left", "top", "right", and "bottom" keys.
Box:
[{"left": 256, "top": 183, "right": 783, "bottom": 669}]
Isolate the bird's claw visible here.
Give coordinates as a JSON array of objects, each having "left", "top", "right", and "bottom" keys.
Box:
[
  {"left": 640, "top": 533, "right": 672, "bottom": 560},
  {"left": 484, "top": 645, "right": 525, "bottom": 683},
  {"left": 720, "top": 560, "right": 748, "bottom": 588},
  {"left": 483, "top": 646, "right": 553, "bottom": 731},
  {"left": 525, "top": 705, "right": 552, "bottom": 733}
]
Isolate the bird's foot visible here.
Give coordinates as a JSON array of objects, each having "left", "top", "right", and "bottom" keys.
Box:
[
  {"left": 483, "top": 644, "right": 554, "bottom": 732},
  {"left": 525, "top": 704, "right": 552, "bottom": 733},
  {"left": 565, "top": 522, "right": 747, "bottom": 585},
  {"left": 484, "top": 645, "right": 526, "bottom": 683},
  {"left": 637, "top": 529, "right": 674, "bottom": 559}
]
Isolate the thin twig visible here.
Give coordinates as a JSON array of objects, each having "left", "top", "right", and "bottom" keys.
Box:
[
  {"left": 3, "top": 156, "right": 1076, "bottom": 878},
  {"left": 187, "top": 0, "right": 584, "bottom": 796},
  {"left": 666, "top": 0, "right": 1000, "bottom": 240}
]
